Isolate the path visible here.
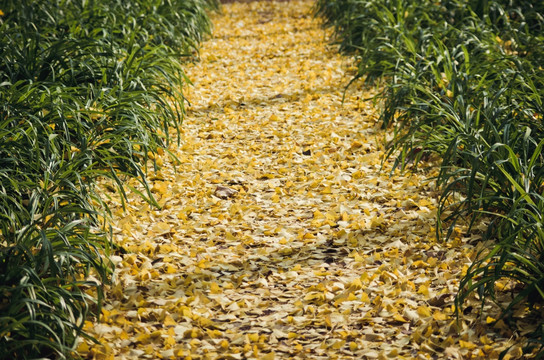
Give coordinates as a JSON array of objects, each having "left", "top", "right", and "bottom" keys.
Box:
[{"left": 82, "top": 1, "right": 520, "bottom": 359}]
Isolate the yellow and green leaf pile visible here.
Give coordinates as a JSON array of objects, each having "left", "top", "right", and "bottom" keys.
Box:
[
  {"left": 82, "top": 1, "right": 539, "bottom": 359},
  {"left": 0, "top": 0, "right": 216, "bottom": 358},
  {"left": 315, "top": 0, "right": 544, "bottom": 356}
]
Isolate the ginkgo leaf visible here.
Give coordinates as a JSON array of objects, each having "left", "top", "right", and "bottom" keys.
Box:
[
  {"left": 164, "top": 315, "right": 177, "bottom": 327},
  {"left": 459, "top": 340, "right": 478, "bottom": 350},
  {"left": 392, "top": 313, "right": 409, "bottom": 323}
]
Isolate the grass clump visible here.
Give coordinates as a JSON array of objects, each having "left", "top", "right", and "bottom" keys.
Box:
[
  {"left": 315, "top": 0, "right": 544, "bottom": 354},
  {"left": 0, "top": 0, "right": 218, "bottom": 358}
]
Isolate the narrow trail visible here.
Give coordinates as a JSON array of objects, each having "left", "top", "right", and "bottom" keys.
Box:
[{"left": 83, "top": 1, "right": 520, "bottom": 359}]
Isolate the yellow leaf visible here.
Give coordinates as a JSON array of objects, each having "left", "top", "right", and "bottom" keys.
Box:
[
  {"left": 324, "top": 315, "right": 332, "bottom": 328},
  {"left": 287, "top": 332, "right": 298, "bottom": 339},
  {"left": 248, "top": 333, "right": 259, "bottom": 343},
  {"left": 261, "top": 352, "right": 275, "bottom": 360},
  {"left": 210, "top": 282, "right": 222, "bottom": 294},
  {"left": 370, "top": 216, "right": 384, "bottom": 228},
  {"left": 144, "top": 344, "right": 154, "bottom": 355},
  {"left": 483, "top": 345, "right": 494, "bottom": 354},
  {"left": 321, "top": 187, "right": 332, "bottom": 194},
  {"left": 349, "top": 278, "right": 363, "bottom": 290},
  {"left": 417, "top": 285, "right": 429, "bottom": 297},
  {"left": 190, "top": 328, "right": 202, "bottom": 339},
  {"left": 152, "top": 181, "right": 168, "bottom": 194},
  {"left": 220, "top": 339, "right": 229, "bottom": 349},
  {"left": 504, "top": 345, "right": 523, "bottom": 360},
  {"left": 424, "top": 325, "right": 433, "bottom": 338},
  {"left": 480, "top": 335, "right": 492, "bottom": 345},
  {"left": 350, "top": 140, "right": 363, "bottom": 149},
  {"left": 135, "top": 333, "right": 151, "bottom": 344},
  {"left": 115, "top": 315, "right": 129, "bottom": 326},
  {"left": 393, "top": 313, "right": 408, "bottom": 323},
  {"left": 207, "top": 329, "right": 222, "bottom": 338},
  {"left": 178, "top": 306, "right": 192, "bottom": 318},
  {"left": 196, "top": 316, "right": 215, "bottom": 328},
  {"left": 164, "top": 336, "right": 176, "bottom": 348},
  {"left": 349, "top": 342, "right": 358, "bottom": 351},
  {"left": 190, "top": 338, "right": 201, "bottom": 347},
  {"left": 442, "top": 336, "right": 455, "bottom": 347},
  {"left": 388, "top": 349, "right": 399, "bottom": 357},
  {"left": 165, "top": 264, "right": 177, "bottom": 274},
  {"left": 77, "top": 341, "right": 90, "bottom": 354},
  {"left": 101, "top": 308, "right": 112, "bottom": 323},
  {"left": 151, "top": 221, "right": 171, "bottom": 235},
  {"left": 304, "top": 292, "right": 325, "bottom": 302},
  {"left": 411, "top": 260, "right": 427, "bottom": 268},
  {"left": 313, "top": 269, "right": 331, "bottom": 276},
  {"left": 433, "top": 311, "right": 447, "bottom": 321},
  {"left": 164, "top": 315, "right": 177, "bottom": 327},
  {"left": 417, "top": 306, "right": 432, "bottom": 318},
  {"left": 459, "top": 340, "right": 478, "bottom": 350}
]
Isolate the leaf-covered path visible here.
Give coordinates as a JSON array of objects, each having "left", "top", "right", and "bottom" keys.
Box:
[{"left": 83, "top": 1, "right": 525, "bottom": 359}]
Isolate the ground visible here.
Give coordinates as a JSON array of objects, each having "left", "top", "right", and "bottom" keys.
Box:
[{"left": 81, "top": 1, "right": 531, "bottom": 359}]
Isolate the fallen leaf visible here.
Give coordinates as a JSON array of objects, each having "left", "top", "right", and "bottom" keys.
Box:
[{"left": 214, "top": 185, "right": 238, "bottom": 199}]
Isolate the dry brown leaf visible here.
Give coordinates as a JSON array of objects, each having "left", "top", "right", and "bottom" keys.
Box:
[{"left": 214, "top": 185, "right": 238, "bottom": 199}]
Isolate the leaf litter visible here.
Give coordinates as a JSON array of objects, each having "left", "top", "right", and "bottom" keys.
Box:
[{"left": 82, "top": 1, "right": 536, "bottom": 359}]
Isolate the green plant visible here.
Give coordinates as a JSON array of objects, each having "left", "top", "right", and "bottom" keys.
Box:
[
  {"left": 0, "top": 0, "right": 218, "bottom": 357},
  {"left": 315, "top": 0, "right": 544, "bottom": 355}
]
